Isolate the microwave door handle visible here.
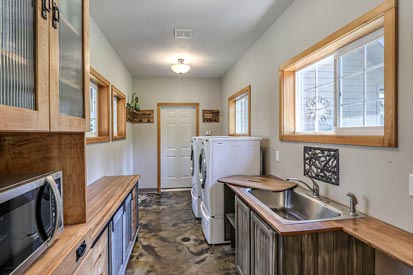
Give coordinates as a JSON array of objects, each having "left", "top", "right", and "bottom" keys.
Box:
[{"left": 45, "top": 176, "right": 63, "bottom": 244}]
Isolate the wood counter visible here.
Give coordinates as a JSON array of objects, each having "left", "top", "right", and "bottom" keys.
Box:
[
  {"left": 221, "top": 176, "right": 413, "bottom": 269},
  {"left": 26, "top": 175, "right": 140, "bottom": 274},
  {"left": 87, "top": 175, "right": 140, "bottom": 239}
]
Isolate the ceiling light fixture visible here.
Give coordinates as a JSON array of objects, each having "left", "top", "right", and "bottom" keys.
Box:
[{"left": 170, "top": 58, "right": 191, "bottom": 75}]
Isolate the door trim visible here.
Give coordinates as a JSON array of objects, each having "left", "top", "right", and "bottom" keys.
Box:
[{"left": 157, "top": 103, "right": 200, "bottom": 192}]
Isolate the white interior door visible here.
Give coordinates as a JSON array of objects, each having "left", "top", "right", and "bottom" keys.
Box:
[{"left": 161, "top": 106, "right": 196, "bottom": 189}]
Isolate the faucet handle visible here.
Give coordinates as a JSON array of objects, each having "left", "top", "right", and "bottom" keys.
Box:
[{"left": 346, "top": 192, "right": 358, "bottom": 216}]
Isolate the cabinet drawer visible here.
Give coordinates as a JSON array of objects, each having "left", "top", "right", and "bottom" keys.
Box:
[
  {"left": 93, "top": 245, "right": 108, "bottom": 275},
  {"left": 73, "top": 250, "right": 94, "bottom": 275},
  {"left": 52, "top": 229, "right": 92, "bottom": 275},
  {"left": 93, "top": 228, "right": 109, "bottom": 275}
]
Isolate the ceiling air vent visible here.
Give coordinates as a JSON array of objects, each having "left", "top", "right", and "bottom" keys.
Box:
[{"left": 174, "top": 29, "right": 192, "bottom": 39}]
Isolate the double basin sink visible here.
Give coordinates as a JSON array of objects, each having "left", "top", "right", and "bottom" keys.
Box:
[{"left": 244, "top": 187, "right": 363, "bottom": 224}]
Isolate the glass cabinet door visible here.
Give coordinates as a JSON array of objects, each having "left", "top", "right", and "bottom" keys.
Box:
[
  {"left": 49, "top": 0, "right": 89, "bottom": 132},
  {"left": 0, "top": 0, "right": 50, "bottom": 131},
  {"left": 58, "top": 0, "right": 84, "bottom": 118}
]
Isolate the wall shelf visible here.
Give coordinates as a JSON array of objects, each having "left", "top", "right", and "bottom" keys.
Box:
[
  {"left": 202, "top": 109, "right": 220, "bottom": 123},
  {"left": 127, "top": 109, "right": 154, "bottom": 123}
]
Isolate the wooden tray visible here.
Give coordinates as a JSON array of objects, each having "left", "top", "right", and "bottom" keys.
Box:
[{"left": 218, "top": 175, "right": 296, "bottom": 192}]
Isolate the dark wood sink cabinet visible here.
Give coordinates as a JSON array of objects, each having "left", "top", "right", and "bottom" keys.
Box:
[{"left": 224, "top": 185, "right": 375, "bottom": 275}]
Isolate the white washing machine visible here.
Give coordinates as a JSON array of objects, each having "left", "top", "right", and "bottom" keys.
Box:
[
  {"left": 199, "top": 136, "right": 261, "bottom": 244},
  {"left": 191, "top": 136, "right": 228, "bottom": 218}
]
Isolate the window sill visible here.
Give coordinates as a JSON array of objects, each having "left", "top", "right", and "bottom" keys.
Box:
[
  {"left": 112, "top": 136, "right": 126, "bottom": 141},
  {"left": 280, "top": 134, "right": 394, "bottom": 148},
  {"left": 86, "top": 136, "right": 110, "bottom": 145}
]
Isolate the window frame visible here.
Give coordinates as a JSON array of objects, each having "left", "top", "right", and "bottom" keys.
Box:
[
  {"left": 228, "top": 85, "right": 251, "bottom": 136},
  {"left": 86, "top": 67, "right": 111, "bottom": 144},
  {"left": 279, "top": 0, "right": 397, "bottom": 147},
  {"left": 111, "top": 85, "right": 127, "bottom": 141}
]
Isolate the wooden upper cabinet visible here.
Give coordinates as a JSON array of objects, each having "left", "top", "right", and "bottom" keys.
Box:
[
  {"left": 0, "top": 0, "right": 50, "bottom": 131},
  {"left": 0, "top": 0, "right": 89, "bottom": 132},
  {"left": 50, "top": 0, "right": 90, "bottom": 132}
]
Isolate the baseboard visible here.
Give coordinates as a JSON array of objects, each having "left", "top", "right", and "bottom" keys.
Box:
[
  {"left": 138, "top": 188, "right": 158, "bottom": 193},
  {"left": 161, "top": 187, "right": 191, "bottom": 192}
]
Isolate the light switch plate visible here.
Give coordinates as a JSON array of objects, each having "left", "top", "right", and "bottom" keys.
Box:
[
  {"left": 409, "top": 175, "right": 413, "bottom": 197},
  {"left": 275, "top": 151, "right": 280, "bottom": 162}
]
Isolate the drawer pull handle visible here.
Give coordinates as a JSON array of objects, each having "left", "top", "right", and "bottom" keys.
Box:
[{"left": 76, "top": 241, "right": 87, "bottom": 262}]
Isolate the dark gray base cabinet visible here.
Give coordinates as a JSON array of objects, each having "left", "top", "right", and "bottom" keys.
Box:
[
  {"left": 235, "top": 197, "right": 250, "bottom": 275},
  {"left": 234, "top": 195, "right": 375, "bottom": 275},
  {"left": 110, "top": 192, "right": 136, "bottom": 275},
  {"left": 250, "top": 212, "right": 277, "bottom": 275}
]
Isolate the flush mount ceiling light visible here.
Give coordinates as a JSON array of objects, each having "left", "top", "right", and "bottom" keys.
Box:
[{"left": 170, "top": 58, "right": 191, "bottom": 75}]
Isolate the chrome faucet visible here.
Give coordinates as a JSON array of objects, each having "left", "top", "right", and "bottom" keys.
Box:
[
  {"left": 286, "top": 177, "right": 320, "bottom": 198},
  {"left": 346, "top": 192, "right": 358, "bottom": 216}
]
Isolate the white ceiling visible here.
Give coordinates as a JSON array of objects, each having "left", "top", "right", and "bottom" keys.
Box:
[{"left": 90, "top": 0, "right": 293, "bottom": 78}]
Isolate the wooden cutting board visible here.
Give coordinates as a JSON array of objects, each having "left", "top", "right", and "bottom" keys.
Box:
[{"left": 218, "top": 175, "right": 296, "bottom": 192}]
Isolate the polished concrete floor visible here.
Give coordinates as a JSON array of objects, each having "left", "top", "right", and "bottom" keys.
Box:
[{"left": 126, "top": 191, "right": 236, "bottom": 275}]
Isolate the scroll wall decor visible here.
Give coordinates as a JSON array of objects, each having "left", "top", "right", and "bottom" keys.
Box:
[{"left": 304, "top": 146, "right": 339, "bottom": 185}]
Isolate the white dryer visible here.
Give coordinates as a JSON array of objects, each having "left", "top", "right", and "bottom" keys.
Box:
[
  {"left": 191, "top": 136, "right": 228, "bottom": 218},
  {"left": 199, "top": 136, "right": 261, "bottom": 244}
]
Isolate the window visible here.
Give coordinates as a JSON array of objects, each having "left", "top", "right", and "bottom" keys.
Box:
[
  {"left": 86, "top": 68, "right": 111, "bottom": 144},
  {"left": 279, "top": 1, "right": 397, "bottom": 147},
  {"left": 295, "top": 30, "right": 385, "bottom": 135},
  {"left": 112, "top": 86, "right": 126, "bottom": 140},
  {"left": 228, "top": 85, "right": 251, "bottom": 136},
  {"left": 88, "top": 82, "right": 98, "bottom": 137}
]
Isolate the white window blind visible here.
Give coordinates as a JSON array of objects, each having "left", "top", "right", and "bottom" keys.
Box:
[
  {"left": 113, "top": 96, "right": 118, "bottom": 136},
  {"left": 235, "top": 93, "right": 249, "bottom": 135},
  {"left": 87, "top": 82, "right": 98, "bottom": 137}
]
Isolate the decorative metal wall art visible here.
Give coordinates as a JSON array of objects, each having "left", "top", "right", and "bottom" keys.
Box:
[{"left": 304, "top": 146, "right": 339, "bottom": 185}]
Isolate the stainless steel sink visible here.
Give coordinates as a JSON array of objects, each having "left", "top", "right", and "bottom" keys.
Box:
[{"left": 244, "top": 187, "right": 363, "bottom": 224}]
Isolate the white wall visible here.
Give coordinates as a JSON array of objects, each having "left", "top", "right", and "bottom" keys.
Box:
[
  {"left": 86, "top": 18, "right": 134, "bottom": 185},
  {"left": 222, "top": 0, "right": 413, "bottom": 273},
  {"left": 132, "top": 77, "right": 223, "bottom": 189}
]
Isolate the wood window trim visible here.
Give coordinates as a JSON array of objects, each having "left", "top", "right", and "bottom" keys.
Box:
[
  {"left": 157, "top": 103, "right": 200, "bottom": 192},
  {"left": 86, "top": 67, "right": 111, "bottom": 144},
  {"left": 228, "top": 85, "right": 251, "bottom": 136},
  {"left": 111, "top": 86, "right": 127, "bottom": 141},
  {"left": 279, "top": 0, "right": 397, "bottom": 147}
]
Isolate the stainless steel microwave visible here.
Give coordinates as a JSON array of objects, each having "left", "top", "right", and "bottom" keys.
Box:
[{"left": 0, "top": 171, "right": 64, "bottom": 275}]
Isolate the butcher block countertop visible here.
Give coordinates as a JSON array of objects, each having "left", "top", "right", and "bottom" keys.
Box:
[
  {"left": 87, "top": 175, "right": 140, "bottom": 239},
  {"left": 220, "top": 175, "right": 413, "bottom": 268},
  {"left": 26, "top": 175, "right": 140, "bottom": 274}
]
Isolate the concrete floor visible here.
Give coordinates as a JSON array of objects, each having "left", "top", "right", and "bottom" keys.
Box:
[{"left": 126, "top": 191, "right": 236, "bottom": 275}]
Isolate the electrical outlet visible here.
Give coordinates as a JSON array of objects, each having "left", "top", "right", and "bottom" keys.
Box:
[
  {"left": 409, "top": 175, "right": 413, "bottom": 197},
  {"left": 275, "top": 150, "right": 280, "bottom": 162}
]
